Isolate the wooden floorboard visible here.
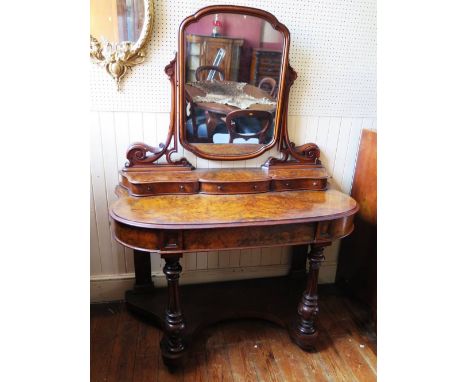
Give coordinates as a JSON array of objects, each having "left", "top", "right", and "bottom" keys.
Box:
[
  {"left": 107, "top": 307, "right": 140, "bottom": 382},
  {"left": 132, "top": 320, "right": 161, "bottom": 382},
  {"left": 91, "top": 291, "right": 377, "bottom": 381},
  {"left": 91, "top": 303, "right": 122, "bottom": 382}
]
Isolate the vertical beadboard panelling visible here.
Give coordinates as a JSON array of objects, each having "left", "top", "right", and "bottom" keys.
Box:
[
  {"left": 306, "top": 116, "right": 320, "bottom": 144},
  {"left": 196, "top": 252, "right": 208, "bottom": 270},
  {"left": 315, "top": 117, "right": 332, "bottom": 170},
  {"left": 181, "top": 147, "right": 198, "bottom": 169},
  {"left": 218, "top": 250, "right": 230, "bottom": 268},
  {"left": 99, "top": 112, "right": 127, "bottom": 274},
  {"left": 331, "top": 118, "right": 353, "bottom": 191},
  {"left": 128, "top": 112, "right": 144, "bottom": 142},
  {"left": 185, "top": 252, "right": 197, "bottom": 271},
  {"left": 239, "top": 248, "right": 252, "bottom": 266},
  {"left": 323, "top": 117, "right": 342, "bottom": 174},
  {"left": 330, "top": 241, "right": 341, "bottom": 262},
  {"left": 156, "top": 113, "right": 170, "bottom": 164},
  {"left": 196, "top": 156, "right": 210, "bottom": 168},
  {"left": 142, "top": 112, "right": 158, "bottom": 147},
  {"left": 287, "top": 115, "right": 299, "bottom": 145},
  {"left": 260, "top": 247, "right": 273, "bottom": 265},
  {"left": 206, "top": 251, "right": 219, "bottom": 269},
  {"left": 114, "top": 112, "right": 130, "bottom": 170},
  {"left": 342, "top": 118, "right": 365, "bottom": 194},
  {"left": 150, "top": 252, "right": 162, "bottom": 274},
  {"left": 90, "top": 178, "right": 102, "bottom": 275},
  {"left": 269, "top": 247, "right": 283, "bottom": 265},
  {"left": 361, "top": 117, "right": 375, "bottom": 132},
  {"left": 280, "top": 247, "right": 292, "bottom": 265},
  {"left": 228, "top": 250, "right": 241, "bottom": 267},
  {"left": 250, "top": 248, "right": 262, "bottom": 267},
  {"left": 113, "top": 112, "right": 135, "bottom": 272},
  {"left": 90, "top": 112, "right": 120, "bottom": 275}
]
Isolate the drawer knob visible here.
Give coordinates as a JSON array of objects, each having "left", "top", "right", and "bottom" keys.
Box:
[
  {"left": 217, "top": 185, "right": 223, "bottom": 191},
  {"left": 285, "top": 182, "right": 290, "bottom": 187},
  {"left": 253, "top": 185, "right": 258, "bottom": 190},
  {"left": 312, "top": 181, "right": 318, "bottom": 186},
  {"left": 179, "top": 185, "right": 185, "bottom": 191},
  {"left": 146, "top": 186, "right": 151, "bottom": 191}
]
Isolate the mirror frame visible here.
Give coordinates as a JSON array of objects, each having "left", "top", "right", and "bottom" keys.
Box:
[
  {"left": 177, "top": 5, "right": 291, "bottom": 161},
  {"left": 90, "top": 0, "right": 154, "bottom": 90}
]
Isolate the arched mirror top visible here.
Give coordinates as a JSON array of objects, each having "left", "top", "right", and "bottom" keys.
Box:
[{"left": 177, "top": 5, "right": 291, "bottom": 161}]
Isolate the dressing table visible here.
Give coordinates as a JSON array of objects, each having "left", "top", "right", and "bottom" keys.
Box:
[{"left": 109, "top": 5, "right": 358, "bottom": 369}]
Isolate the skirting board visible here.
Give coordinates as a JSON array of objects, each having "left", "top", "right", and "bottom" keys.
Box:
[{"left": 91, "top": 262, "right": 337, "bottom": 302}]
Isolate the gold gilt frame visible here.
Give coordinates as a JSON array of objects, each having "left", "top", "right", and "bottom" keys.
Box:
[{"left": 90, "top": 0, "right": 154, "bottom": 90}]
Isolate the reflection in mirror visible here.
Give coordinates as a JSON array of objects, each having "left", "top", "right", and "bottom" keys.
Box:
[
  {"left": 184, "top": 13, "right": 283, "bottom": 147},
  {"left": 91, "top": 0, "right": 145, "bottom": 44},
  {"left": 90, "top": 0, "right": 153, "bottom": 88}
]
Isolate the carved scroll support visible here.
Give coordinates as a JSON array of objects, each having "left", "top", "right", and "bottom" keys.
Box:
[
  {"left": 123, "top": 55, "right": 194, "bottom": 172},
  {"left": 263, "top": 64, "right": 322, "bottom": 168},
  {"left": 160, "top": 253, "right": 186, "bottom": 368},
  {"left": 290, "top": 242, "right": 329, "bottom": 350}
]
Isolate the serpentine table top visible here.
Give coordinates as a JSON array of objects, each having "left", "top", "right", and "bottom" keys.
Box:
[{"left": 111, "top": 189, "right": 357, "bottom": 230}]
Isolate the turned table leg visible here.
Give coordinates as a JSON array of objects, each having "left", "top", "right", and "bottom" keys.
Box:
[
  {"left": 160, "top": 253, "right": 186, "bottom": 368},
  {"left": 133, "top": 250, "right": 155, "bottom": 293},
  {"left": 290, "top": 243, "right": 327, "bottom": 350}
]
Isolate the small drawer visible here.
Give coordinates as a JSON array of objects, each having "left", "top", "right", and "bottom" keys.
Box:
[
  {"left": 200, "top": 180, "right": 270, "bottom": 194},
  {"left": 132, "top": 181, "right": 199, "bottom": 196},
  {"left": 271, "top": 178, "right": 327, "bottom": 191},
  {"left": 162, "top": 231, "right": 183, "bottom": 251}
]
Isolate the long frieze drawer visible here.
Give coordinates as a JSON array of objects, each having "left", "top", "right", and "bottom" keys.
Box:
[
  {"left": 183, "top": 223, "right": 317, "bottom": 251},
  {"left": 200, "top": 180, "right": 270, "bottom": 194},
  {"left": 129, "top": 181, "right": 200, "bottom": 196},
  {"left": 271, "top": 178, "right": 328, "bottom": 191}
]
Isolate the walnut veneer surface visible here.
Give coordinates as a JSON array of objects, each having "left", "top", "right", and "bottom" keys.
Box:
[{"left": 111, "top": 189, "right": 357, "bottom": 229}]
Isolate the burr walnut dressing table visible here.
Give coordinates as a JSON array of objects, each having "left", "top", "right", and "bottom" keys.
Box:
[{"left": 109, "top": 5, "right": 358, "bottom": 369}]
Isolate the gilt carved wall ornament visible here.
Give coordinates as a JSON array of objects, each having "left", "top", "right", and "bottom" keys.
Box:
[{"left": 90, "top": 0, "right": 154, "bottom": 89}]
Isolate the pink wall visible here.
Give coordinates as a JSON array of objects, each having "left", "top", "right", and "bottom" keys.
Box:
[
  {"left": 185, "top": 13, "right": 283, "bottom": 81},
  {"left": 262, "top": 42, "right": 283, "bottom": 50},
  {"left": 186, "top": 13, "right": 264, "bottom": 50}
]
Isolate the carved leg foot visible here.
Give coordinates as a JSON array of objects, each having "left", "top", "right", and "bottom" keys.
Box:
[
  {"left": 160, "top": 254, "right": 186, "bottom": 368},
  {"left": 290, "top": 244, "right": 326, "bottom": 350}
]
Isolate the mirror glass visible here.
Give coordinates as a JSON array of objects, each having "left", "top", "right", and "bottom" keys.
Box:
[
  {"left": 90, "top": 0, "right": 146, "bottom": 45},
  {"left": 183, "top": 12, "right": 284, "bottom": 155}
]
